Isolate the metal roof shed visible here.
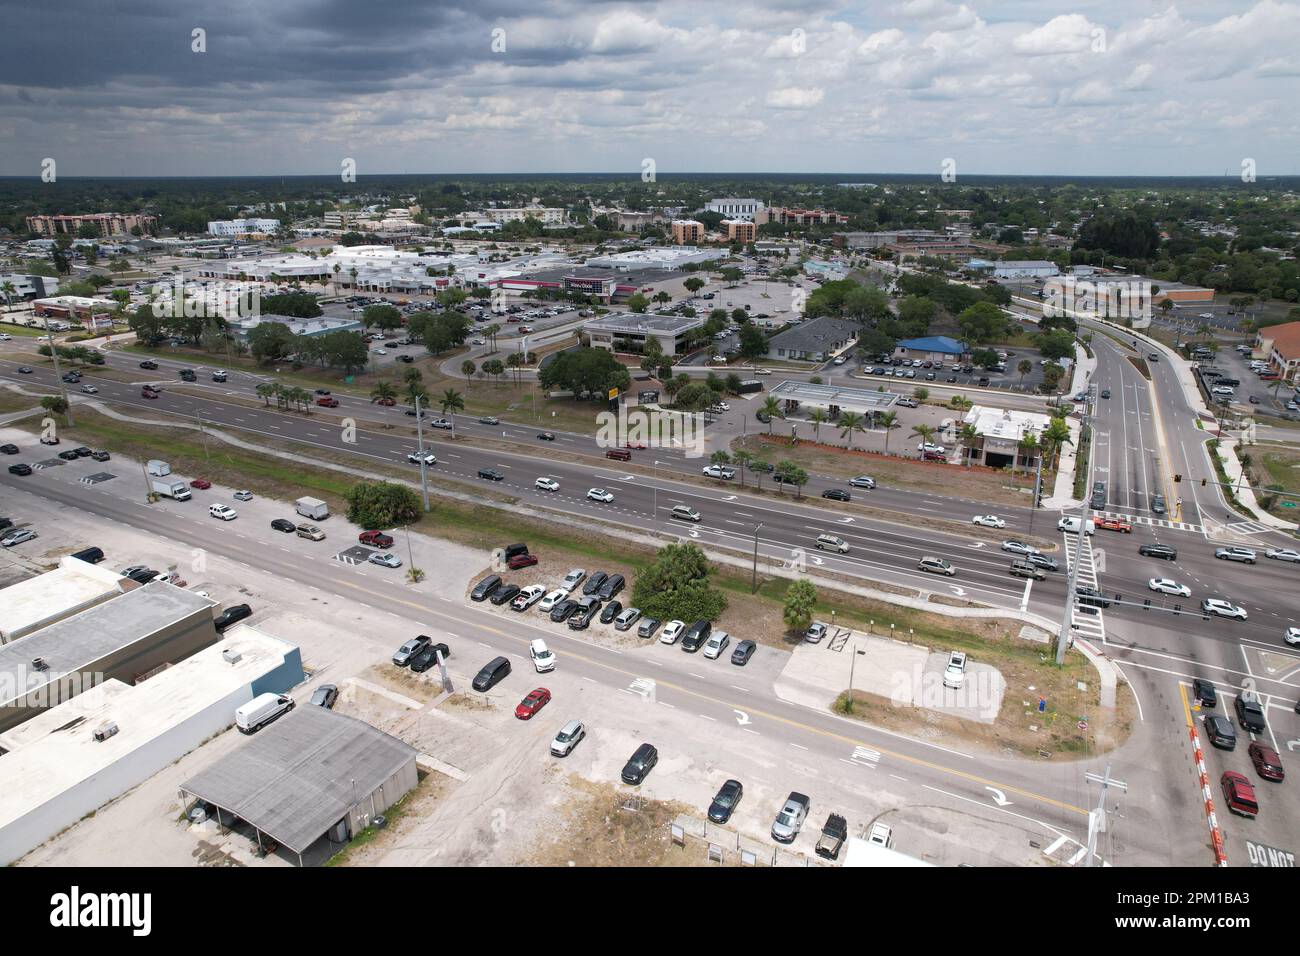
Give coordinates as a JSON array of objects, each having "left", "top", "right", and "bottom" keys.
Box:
[{"left": 180, "top": 706, "right": 417, "bottom": 865}]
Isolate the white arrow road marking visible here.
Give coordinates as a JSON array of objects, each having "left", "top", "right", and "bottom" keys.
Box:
[
  {"left": 1287, "top": 739, "right": 1300, "bottom": 753},
  {"left": 986, "top": 786, "right": 1013, "bottom": 807},
  {"left": 968, "top": 541, "right": 985, "bottom": 549},
  {"left": 950, "top": 586, "right": 967, "bottom": 597},
  {"left": 838, "top": 516, "right": 854, "bottom": 523},
  {"left": 811, "top": 556, "right": 824, "bottom": 565},
  {"left": 689, "top": 530, "right": 700, "bottom": 538},
  {"left": 722, "top": 495, "right": 737, "bottom": 501},
  {"left": 734, "top": 709, "right": 751, "bottom": 726}
]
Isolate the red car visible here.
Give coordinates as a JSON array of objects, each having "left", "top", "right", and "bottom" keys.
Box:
[
  {"left": 1220, "top": 771, "right": 1259, "bottom": 817},
  {"left": 141, "top": 386, "right": 159, "bottom": 399},
  {"left": 374, "top": 398, "right": 396, "bottom": 407},
  {"left": 359, "top": 530, "right": 394, "bottom": 548},
  {"left": 624, "top": 442, "right": 648, "bottom": 450},
  {"left": 1095, "top": 517, "right": 1133, "bottom": 533},
  {"left": 189, "top": 478, "right": 212, "bottom": 490},
  {"left": 514, "top": 687, "right": 551, "bottom": 720},
  {"left": 507, "top": 552, "right": 538, "bottom": 570},
  {"left": 1248, "top": 742, "right": 1285, "bottom": 782},
  {"left": 316, "top": 396, "right": 340, "bottom": 408}
]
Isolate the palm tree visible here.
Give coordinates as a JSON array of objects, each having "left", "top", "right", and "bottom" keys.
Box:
[
  {"left": 808, "top": 408, "right": 827, "bottom": 443},
  {"left": 911, "top": 423, "right": 936, "bottom": 456},
  {"left": 1017, "top": 429, "right": 1040, "bottom": 476},
  {"left": 1041, "top": 418, "right": 1073, "bottom": 468},
  {"left": 876, "top": 410, "right": 898, "bottom": 454},
  {"left": 1017, "top": 359, "right": 1032, "bottom": 387},
  {"left": 732, "top": 449, "right": 752, "bottom": 488},
  {"left": 439, "top": 388, "right": 465, "bottom": 417},
  {"left": 709, "top": 450, "right": 732, "bottom": 481},
  {"left": 406, "top": 383, "right": 430, "bottom": 410},
  {"left": 838, "top": 411, "right": 864, "bottom": 448},
  {"left": 256, "top": 382, "right": 277, "bottom": 406},
  {"left": 370, "top": 381, "right": 397, "bottom": 405},
  {"left": 760, "top": 396, "right": 783, "bottom": 435},
  {"left": 461, "top": 359, "right": 476, "bottom": 382},
  {"left": 0, "top": 281, "right": 15, "bottom": 308},
  {"left": 958, "top": 422, "right": 980, "bottom": 467}
]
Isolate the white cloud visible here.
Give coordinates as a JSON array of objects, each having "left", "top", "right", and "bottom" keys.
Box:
[
  {"left": 766, "top": 86, "right": 825, "bottom": 108},
  {"left": 1013, "top": 14, "right": 1101, "bottom": 55}
]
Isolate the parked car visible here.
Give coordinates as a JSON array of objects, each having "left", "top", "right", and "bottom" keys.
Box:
[
  {"left": 582, "top": 571, "right": 609, "bottom": 596},
  {"left": 621, "top": 743, "right": 658, "bottom": 784},
  {"left": 472, "top": 656, "right": 512, "bottom": 692},
  {"left": 511, "top": 585, "right": 547, "bottom": 611},
  {"left": 1248, "top": 742, "right": 1285, "bottom": 782},
  {"left": 730, "top": 640, "right": 756, "bottom": 665},
  {"left": 614, "top": 607, "right": 641, "bottom": 631},
  {"left": 392, "top": 635, "right": 433, "bottom": 667},
  {"left": 514, "top": 687, "right": 552, "bottom": 720},
  {"left": 771, "top": 792, "right": 811, "bottom": 843},
  {"left": 599, "top": 600, "right": 623, "bottom": 625},
  {"left": 1220, "top": 771, "right": 1258, "bottom": 817},
  {"left": 490, "top": 583, "right": 521, "bottom": 606},
  {"left": 1205, "top": 715, "right": 1236, "bottom": 750},
  {"left": 1191, "top": 678, "right": 1217, "bottom": 708},
  {"left": 708, "top": 779, "right": 744, "bottom": 824},
  {"left": 538, "top": 589, "right": 567, "bottom": 613},
  {"left": 659, "top": 619, "right": 686, "bottom": 645},
  {"left": 208, "top": 504, "right": 237, "bottom": 521},
  {"left": 368, "top": 552, "right": 402, "bottom": 569},
  {"left": 550, "top": 720, "right": 586, "bottom": 757},
  {"left": 309, "top": 684, "right": 339, "bottom": 709},
  {"left": 213, "top": 603, "right": 252, "bottom": 632},
  {"left": 637, "top": 617, "right": 662, "bottom": 638},
  {"left": 1236, "top": 693, "right": 1267, "bottom": 732},
  {"left": 549, "top": 599, "right": 580, "bottom": 623}
]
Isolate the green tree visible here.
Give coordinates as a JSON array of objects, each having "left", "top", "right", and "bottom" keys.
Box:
[
  {"left": 731, "top": 449, "right": 752, "bottom": 488},
  {"left": 1017, "top": 359, "right": 1033, "bottom": 386},
  {"left": 461, "top": 359, "right": 476, "bottom": 382},
  {"left": 739, "top": 324, "right": 769, "bottom": 360},
  {"left": 439, "top": 388, "right": 465, "bottom": 417},
  {"left": 760, "top": 396, "right": 783, "bottom": 434},
  {"left": 345, "top": 481, "right": 423, "bottom": 527},
  {"left": 809, "top": 407, "right": 827, "bottom": 441},
  {"left": 957, "top": 301, "right": 1010, "bottom": 345},
  {"left": 370, "top": 381, "right": 397, "bottom": 405},
  {"left": 877, "top": 410, "right": 898, "bottom": 454},
  {"left": 838, "top": 410, "right": 864, "bottom": 448},
  {"left": 782, "top": 579, "right": 818, "bottom": 634},
  {"left": 630, "top": 542, "right": 727, "bottom": 622},
  {"left": 627, "top": 292, "right": 650, "bottom": 313}
]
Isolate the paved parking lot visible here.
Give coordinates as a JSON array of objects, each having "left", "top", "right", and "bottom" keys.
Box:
[{"left": 1196, "top": 346, "right": 1300, "bottom": 421}]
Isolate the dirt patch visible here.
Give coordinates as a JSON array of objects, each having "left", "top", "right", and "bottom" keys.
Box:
[
  {"left": 518, "top": 776, "right": 706, "bottom": 867},
  {"left": 328, "top": 772, "right": 449, "bottom": 866}
]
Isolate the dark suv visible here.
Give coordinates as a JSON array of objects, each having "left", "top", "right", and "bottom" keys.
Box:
[
  {"left": 621, "top": 743, "right": 658, "bottom": 784},
  {"left": 597, "top": 573, "right": 625, "bottom": 600},
  {"left": 681, "top": 620, "right": 712, "bottom": 653},
  {"left": 1236, "top": 695, "right": 1267, "bottom": 733},
  {"left": 1075, "top": 586, "right": 1112, "bottom": 609},
  {"left": 1138, "top": 543, "right": 1177, "bottom": 561},
  {"left": 582, "top": 571, "right": 609, "bottom": 596},
  {"left": 470, "top": 574, "right": 502, "bottom": 601}
]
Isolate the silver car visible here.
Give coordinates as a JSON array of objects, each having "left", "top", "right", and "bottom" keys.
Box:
[
  {"left": 1214, "top": 547, "right": 1257, "bottom": 564},
  {"left": 771, "top": 792, "right": 811, "bottom": 843},
  {"left": 550, "top": 720, "right": 586, "bottom": 757},
  {"left": 1266, "top": 548, "right": 1300, "bottom": 563}
]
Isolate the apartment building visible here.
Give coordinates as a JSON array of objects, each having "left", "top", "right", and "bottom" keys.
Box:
[
  {"left": 477, "top": 206, "right": 567, "bottom": 225},
  {"left": 704, "top": 198, "right": 764, "bottom": 218},
  {"left": 671, "top": 219, "right": 705, "bottom": 245},
  {"left": 722, "top": 219, "right": 757, "bottom": 244},
  {"left": 26, "top": 213, "right": 157, "bottom": 238},
  {"left": 758, "top": 207, "right": 849, "bottom": 227}
]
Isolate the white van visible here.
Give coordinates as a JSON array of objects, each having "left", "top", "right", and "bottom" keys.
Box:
[
  {"left": 235, "top": 693, "right": 294, "bottom": 733},
  {"left": 1057, "top": 516, "right": 1096, "bottom": 535},
  {"left": 815, "top": 534, "right": 850, "bottom": 553},
  {"left": 671, "top": 505, "right": 701, "bottom": 522}
]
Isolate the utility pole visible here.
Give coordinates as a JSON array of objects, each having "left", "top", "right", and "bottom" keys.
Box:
[
  {"left": 1084, "top": 764, "right": 1128, "bottom": 867},
  {"left": 195, "top": 413, "right": 210, "bottom": 460},
  {"left": 42, "top": 316, "right": 74, "bottom": 426},
  {"left": 1028, "top": 456, "right": 1043, "bottom": 534},
  {"left": 1057, "top": 386, "right": 1095, "bottom": 665},
  {"left": 414, "top": 394, "right": 430, "bottom": 512},
  {"left": 751, "top": 522, "right": 763, "bottom": 593}
]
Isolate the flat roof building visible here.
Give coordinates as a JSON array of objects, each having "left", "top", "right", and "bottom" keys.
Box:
[
  {"left": 229, "top": 314, "right": 363, "bottom": 340},
  {"left": 963, "top": 404, "right": 1052, "bottom": 470},
  {"left": 0, "top": 624, "right": 303, "bottom": 866},
  {"left": 894, "top": 336, "right": 966, "bottom": 361},
  {"left": 585, "top": 247, "right": 723, "bottom": 270},
  {"left": 585, "top": 313, "right": 704, "bottom": 357},
  {"left": 705, "top": 198, "right": 765, "bottom": 218},
  {"left": 671, "top": 220, "right": 705, "bottom": 245},
  {"left": 0, "top": 555, "right": 131, "bottom": 644}
]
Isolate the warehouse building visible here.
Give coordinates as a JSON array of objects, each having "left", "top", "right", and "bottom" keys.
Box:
[
  {"left": 180, "top": 705, "right": 418, "bottom": 865},
  {"left": 0, "top": 555, "right": 132, "bottom": 644},
  {"left": 0, "top": 625, "right": 304, "bottom": 866}
]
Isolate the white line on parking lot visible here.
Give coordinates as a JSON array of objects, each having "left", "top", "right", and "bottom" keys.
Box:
[{"left": 789, "top": 742, "right": 808, "bottom": 751}]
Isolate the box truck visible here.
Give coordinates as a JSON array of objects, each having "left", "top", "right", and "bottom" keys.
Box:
[
  {"left": 150, "top": 478, "right": 191, "bottom": 500},
  {"left": 295, "top": 496, "right": 329, "bottom": 520},
  {"left": 146, "top": 459, "right": 171, "bottom": 477}
]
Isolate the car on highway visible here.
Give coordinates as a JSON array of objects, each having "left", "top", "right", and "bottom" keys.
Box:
[
  {"left": 515, "top": 687, "right": 551, "bottom": 720},
  {"left": 139, "top": 360, "right": 159, "bottom": 370},
  {"left": 1100, "top": 389, "right": 1111, "bottom": 399},
  {"left": 1150, "top": 494, "right": 1167, "bottom": 516},
  {"left": 208, "top": 504, "right": 237, "bottom": 521},
  {"left": 1139, "top": 543, "right": 1177, "bottom": 561},
  {"left": 534, "top": 477, "right": 559, "bottom": 492},
  {"left": 477, "top": 468, "right": 504, "bottom": 481},
  {"left": 309, "top": 684, "right": 339, "bottom": 709},
  {"left": 815, "top": 534, "right": 849, "bottom": 553},
  {"left": 659, "top": 619, "right": 686, "bottom": 645},
  {"left": 478, "top": 416, "right": 499, "bottom": 425},
  {"left": 538, "top": 590, "right": 567, "bottom": 613},
  {"left": 671, "top": 505, "right": 701, "bottom": 522},
  {"left": 1249, "top": 742, "right": 1284, "bottom": 782},
  {"left": 708, "top": 779, "right": 744, "bottom": 824},
  {"left": 1025, "top": 553, "right": 1059, "bottom": 572},
  {"left": 1205, "top": 714, "right": 1237, "bottom": 750},
  {"left": 1148, "top": 578, "right": 1191, "bottom": 598},
  {"left": 1000, "top": 540, "right": 1039, "bottom": 556},
  {"left": 702, "top": 630, "right": 731, "bottom": 660},
  {"left": 587, "top": 488, "right": 614, "bottom": 503},
  {"left": 368, "top": 552, "right": 402, "bottom": 569},
  {"left": 972, "top": 515, "right": 1005, "bottom": 528},
  {"left": 621, "top": 743, "right": 658, "bottom": 784},
  {"left": 1075, "top": 586, "right": 1111, "bottom": 609},
  {"left": 407, "top": 451, "right": 437, "bottom": 466},
  {"left": 1220, "top": 771, "right": 1258, "bottom": 818},
  {"left": 511, "top": 585, "right": 546, "bottom": 611},
  {"left": 141, "top": 386, "right": 160, "bottom": 399},
  {"left": 7, "top": 463, "right": 32, "bottom": 476},
  {"left": 537, "top": 432, "right": 555, "bottom": 441},
  {"left": 16, "top": 366, "right": 32, "bottom": 374},
  {"left": 1236, "top": 693, "right": 1267, "bottom": 732},
  {"left": 1285, "top": 627, "right": 1300, "bottom": 646},
  {"left": 849, "top": 475, "right": 876, "bottom": 489},
  {"left": 213, "top": 603, "right": 252, "bottom": 632},
  {"left": 271, "top": 518, "right": 296, "bottom": 533},
  {"left": 1009, "top": 560, "right": 1046, "bottom": 580},
  {"left": 1266, "top": 548, "right": 1300, "bottom": 563},
  {"left": 79, "top": 384, "right": 98, "bottom": 393},
  {"left": 1201, "top": 598, "right": 1246, "bottom": 620},
  {"left": 529, "top": 639, "right": 556, "bottom": 673},
  {"left": 393, "top": 636, "right": 432, "bottom": 667},
  {"left": 550, "top": 720, "right": 586, "bottom": 757},
  {"left": 359, "top": 530, "right": 394, "bottom": 548},
  {"left": 1214, "top": 547, "right": 1256, "bottom": 564},
  {"left": 917, "top": 555, "right": 955, "bottom": 576},
  {"left": 771, "top": 792, "right": 811, "bottom": 843},
  {"left": 821, "top": 489, "right": 851, "bottom": 502}
]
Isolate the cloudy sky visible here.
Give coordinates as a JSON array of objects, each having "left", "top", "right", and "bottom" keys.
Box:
[{"left": 2, "top": 0, "right": 1298, "bottom": 177}]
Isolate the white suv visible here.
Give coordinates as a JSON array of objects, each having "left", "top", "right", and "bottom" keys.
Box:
[
  {"left": 702, "top": 630, "right": 731, "bottom": 660},
  {"left": 208, "top": 504, "right": 237, "bottom": 521},
  {"left": 943, "top": 651, "right": 967, "bottom": 689}
]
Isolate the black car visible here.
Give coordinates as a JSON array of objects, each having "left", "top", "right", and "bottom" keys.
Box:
[
  {"left": 708, "top": 779, "right": 744, "bottom": 824},
  {"left": 89, "top": 450, "right": 110, "bottom": 462},
  {"left": 73, "top": 446, "right": 92, "bottom": 457},
  {"left": 597, "top": 573, "right": 625, "bottom": 600},
  {"left": 16, "top": 366, "right": 33, "bottom": 374},
  {"left": 537, "top": 432, "right": 556, "bottom": 441},
  {"left": 549, "top": 598, "right": 580, "bottom": 622},
  {"left": 731, "top": 640, "right": 756, "bottom": 666},
  {"left": 70, "top": 546, "right": 104, "bottom": 564},
  {"left": 621, "top": 743, "right": 658, "bottom": 784},
  {"left": 214, "top": 604, "right": 252, "bottom": 632},
  {"left": 478, "top": 468, "right": 504, "bottom": 481},
  {"left": 1236, "top": 695, "right": 1267, "bottom": 733},
  {"left": 271, "top": 518, "right": 296, "bottom": 533},
  {"left": 1150, "top": 494, "right": 1167, "bottom": 516},
  {"left": 8, "top": 463, "right": 32, "bottom": 476},
  {"left": 582, "top": 571, "right": 609, "bottom": 596},
  {"left": 472, "top": 655, "right": 511, "bottom": 692},
  {"left": 637, "top": 617, "right": 662, "bottom": 638},
  {"left": 1138, "top": 543, "right": 1177, "bottom": 560},
  {"left": 1075, "top": 586, "right": 1111, "bottom": 609},
  {"left": 139, "top": 360, "right": 159, "bottom": 370},
  {"left": 568, "top": 599, "right": 600, "bottom": 630},
  {"left": 409, "top": 643, "right": 452, "bottom": 672},
  {"left": 470, "top": 574, "right": 502, "bottom": 601},
  {"left": 1192, "top": 678, "right": 1217, "bottom": 709},
  {"left": 0, "top": 444, "right": 18, "bottom": 455},
  {"left": 599, "top": 600, "right": 623, "bottom": 625},
  {"left": 179, "top": 369, "right": 197, "bottom": 381},
  {"left": 748, "top": 459, "right": 774, "bottom": 472},
  {"left": 57, "top": 450, "right": 79, "bottom": 461},
  {"left": 490, "top": 583, "right": 521, "bottom": 606},
  {"left": 821, "top": 489, "right": 851, "bottom": 502},
  {"left": 681, "top": 620, "right": 712, "bottom": 652},
  {"left": 309, "top": 684, "right": 339, "bottom": 709},
  {"left": 0, "top": 517, "right": 12, "bottom": 531},
  {"left": 1205, "top": 714, "right": 1237, "bottom": 750}
]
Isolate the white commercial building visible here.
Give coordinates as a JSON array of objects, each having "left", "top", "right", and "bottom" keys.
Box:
[
  {"left": 0, "top": 556, "right": 130, "bottom": 645},
  {"left": 0, "top": 624, "right": 304, "bottom": 866},
  {"left": 207, "top": 219, "right": 282, "bottom": 238},
  {"left": 585, "top": 247, "right": 723, "bottom": 271},
  {"left": 476, "top": 206, "right": 567, "bottom": 225},
  {"left": 704, "top": 198, "right": 765, "bottom": 218},
  {"left": 989, "top": 260, "right": 1060, "bottom": 279},
  {"left": 963, "top": 405, "right": 1052, "bottom": 470}
]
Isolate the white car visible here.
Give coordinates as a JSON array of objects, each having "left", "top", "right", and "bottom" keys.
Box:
[
  {"left": 407, "top": 451, "right": 437, "bottom": 466},
  {"left": 943, "top": 651, "right": 967, "bottom": 689},
  {"left": 714, "top": 402, "right": 731, "bottom": 411},
  {"left": 1148, "top": 578, "right": 1191, "bottom": 598},
  {"left": 561, "top": 568, "right": 585, "bottom": 592},
  {"left": 659, "top": 619, "right": 686, "bottom": 645},
  {"left": 849, "top": 476, "right": 876, "bottom": 489},
  {"left": 972, "top": 515, "right": 1005, "bottom": 529},
  {"left": 832, "top": 357, "right": 846, "bottom": 365},
  {"left": 372, "top": 348, "right": 387, "bottom": 355},
  {"left": 1284, "top": 627, "right": 1300, "bottom": 646},
  {"left": 80, "top": 384, "right": 98, "bottom": 393},
  {"left": 538, "top": 589, "right": 567, "bottom": 613},
  {"left": 530, "top": 639, "right": 556, "bottom": 672},
  {"left": 702, "top": 630, "right": 731, "bottom": 660},
  {"left": 918, "top": 442, "right": 946, "bottom": 454},
  {"left": 208, "top": 504, "right": 238, "bottom": 521},
  {"left": 368, "top": 552, "right": 402, "bottom": 569},
  {"left": 512, "top": 585, "right": 546, "bottom": 611},
  {"left": 1000, "top": 540, "right": 1039, "bottom": 556},
  {"left": 753, "top": 368, "right": 772, "bottom": 376},
  {"left": 1266, "top": 548, "right": 1300, "bottom": 563},
  {"left": 535, "top": 477, "right": 559, "bottom": 492},
  {"left": 233, "top": 490, "right": 253, "bottom": 501},
  {"left": 587, "top": 488, "right": 614, "bottom": 503},
  {"left": 1201, "top": 598, "right": 1246, "bottom": 620},
  {"left": 702, "top": 465, "right": 736, "bottom": 479}
]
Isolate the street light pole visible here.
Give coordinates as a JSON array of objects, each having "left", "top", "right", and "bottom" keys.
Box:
[
  {"left": 42, "top": 316, "right": 75, "bottom": 426},
  {"left": 1057, "top": 387, "right": 1096, "bottom": 665},
  {"left": 415, "top": 394, "right": 430, "bottom": 512},
  {"left": 751, "top": 522, "right": 763, "bottom": 593},
  {"left": 653, "top": 460, "right": 659, "bottom": 519}
]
